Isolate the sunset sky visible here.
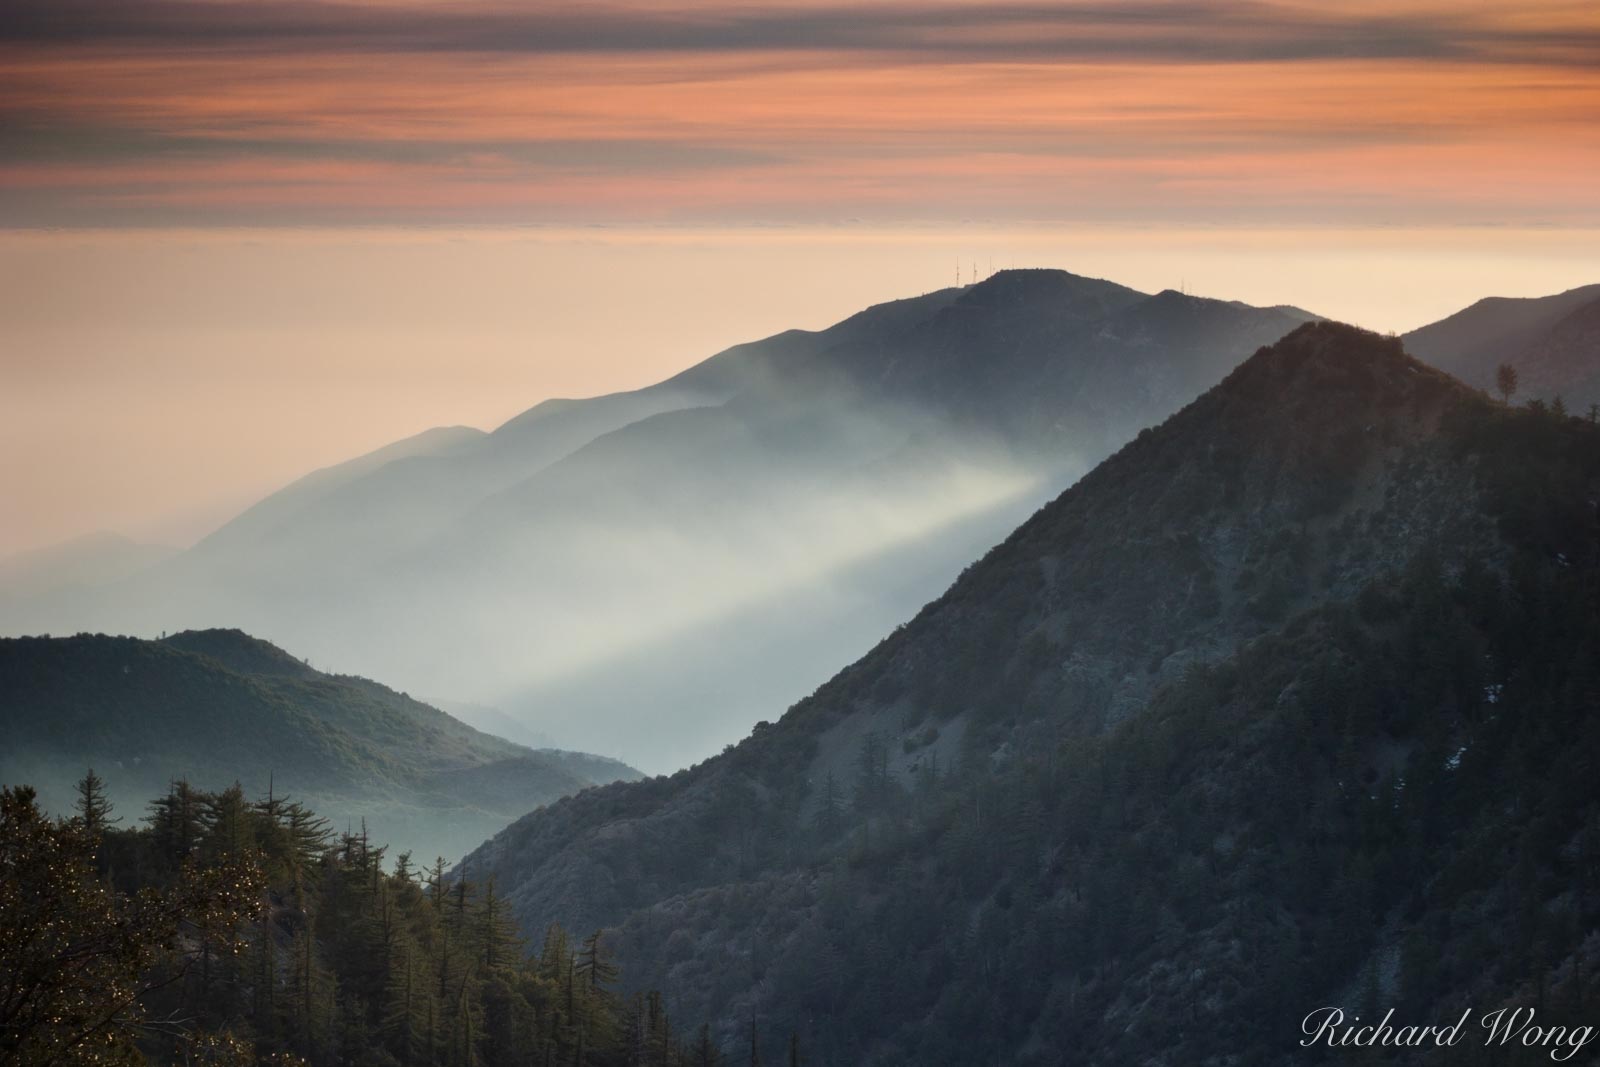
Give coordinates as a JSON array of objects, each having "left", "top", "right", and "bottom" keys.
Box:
[{"left": 4, "top": 0, "right": 1600, "bottom": 554}]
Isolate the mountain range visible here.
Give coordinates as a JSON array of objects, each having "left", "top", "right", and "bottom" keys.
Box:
[
  {"left": 0, "top": 627, "right": 638, "bottom": 862},
  {"left": 460, "top": 322, "right": 1600, "bottom": 1063},
  {"left": 0, "top": 270, "right": 1317, "bottom": 771},
  {"left": 4, "top": 271, "right": 1600, "bottom": 1063}
]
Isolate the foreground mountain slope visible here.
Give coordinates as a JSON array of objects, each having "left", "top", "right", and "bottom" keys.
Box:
[
  {"left": 0, "top": 628, "right": 640, "bottom": 862},
  {"left": 1406, "top": 283, "right": 1600, "bottom": 408},
  {"left": 464, "top": 322, "right": 1600, "bottom": 1063},
  {"left": 2, "top": 273, "right": 1313, "bottom": 770}
]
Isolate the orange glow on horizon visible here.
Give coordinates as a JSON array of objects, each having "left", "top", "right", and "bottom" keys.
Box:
[{"left": 3, "top": 0, "right": 1600, "bottom": 554}]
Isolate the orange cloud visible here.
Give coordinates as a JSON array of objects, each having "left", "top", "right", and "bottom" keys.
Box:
[{"left": 2, "top": 1, "right": 1597, "bottom": 226}]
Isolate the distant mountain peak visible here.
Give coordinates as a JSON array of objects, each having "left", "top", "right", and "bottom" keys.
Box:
[
  {"left": 11, "top": 270, "right": 1324, "bottom": 772},
  {"left": 960, "top": 266, "right": 1139, "bottom": 303}
]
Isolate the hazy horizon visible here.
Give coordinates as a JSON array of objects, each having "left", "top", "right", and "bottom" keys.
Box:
[{"left": 7, "top": 0, "right": 1600, "bottom": 555}]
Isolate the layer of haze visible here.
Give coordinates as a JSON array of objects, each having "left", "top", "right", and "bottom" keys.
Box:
[
  {"left": 5, "top": 224, "right": 1600, "bottom": 556},
  {"left": 6, "top": 0, "right": 1600, "bottom": 552}
]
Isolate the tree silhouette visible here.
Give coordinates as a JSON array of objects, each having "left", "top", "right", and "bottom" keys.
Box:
[
  {"left": 73, "top": 768, "right": 119, "bottom": 836},
  {"left": 0, "top": 786, "right": 261, "bottom": 1064},
  {"left": 1496, "top": 362, "right": 1520, "bottom": 403}
]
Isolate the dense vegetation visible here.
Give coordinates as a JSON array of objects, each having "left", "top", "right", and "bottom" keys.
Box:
[
  {"left": 467, "top": 325, "right": 1600, "bottom": 1063},
  {"left": 623, "top": 397, "right": 1600, "bottom": 1066},
  {"left": 683, "top": 476, "right": 1600, "bottom": 1065},
  {"left": 0, "top": 628, "right": 637, "bottom": 862},
  {"left": 0, "top": 778, "right": 747, "bottom": 1066}
]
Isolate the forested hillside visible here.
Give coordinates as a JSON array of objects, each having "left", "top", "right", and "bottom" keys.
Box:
[
  {"left": 464, "top": 323, "right": 1600, "bottom": 1063},
  {"left": 0, "top": 629, "right": 638, "bottom": 862},
  {"left": 0, "top": 780, "right": 727, "bottom": 1066}
]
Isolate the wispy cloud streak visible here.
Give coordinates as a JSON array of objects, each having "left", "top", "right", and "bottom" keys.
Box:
[
  {"left": 3, "top": 1, "right": 1597, "bottom": 67},
  {"left": 1, "top": 1, "right": 1597, "bottom": 226}
]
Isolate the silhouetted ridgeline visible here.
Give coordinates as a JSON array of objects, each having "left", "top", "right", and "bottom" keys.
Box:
[{"left": 1, "top": 270, "right": 1314, "bottom": 771}]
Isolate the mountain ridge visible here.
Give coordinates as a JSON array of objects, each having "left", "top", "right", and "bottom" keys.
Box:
[
  {"left": 460, "top": 321, "right": 1600, "bottom": 1061},
  {"left": 0, "top": 627, "right": 642, "bottom": 862},
  {"left": 1, "top": 270, "right": 1318, "bottom": 769},
  {"left": 1404, "top": 282, "right": 1600, "bottom": 408}
]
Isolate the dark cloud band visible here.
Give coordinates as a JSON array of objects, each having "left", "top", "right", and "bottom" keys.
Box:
[{"left": 4, "top": 1, "right": 1597, "bottom": 69}]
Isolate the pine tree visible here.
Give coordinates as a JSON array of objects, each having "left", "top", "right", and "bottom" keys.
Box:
[
  {"left": 450, "top": 862, "right": 473, "bottom": 939},
  {"left": 427, "top": 856, "right": 448, "bottom": 913},
  {"left": 538, "top": 925, "right": 571, "bottom": 984},
  {"left": 1497, "top": 361, "right": 1520, "bottom": 403},
  {"left": 282, "top": 800, "right": 334, "bottom": 869},
  {"left": 201, "top": 782, "right": 254, "bottom": 859},
  {"left": 575, "top": 930, "right": 618, "bottom": 995},
  {"left": 381, "top": 940, "right": 427, "bottom": 1066},
  {"left": 359, "top": 877, "right": 401, "bottom": 1004},
  {"left": 73, "top": 767, "right": 119, "bottom": 836},
  {"left": 447, "top": 975, "right": 479, "bottom": 1067},
  {"left": 475, "top": 875, "right": 523, "bottom": 970},
  {"left": 248, "top": 917, "right": 287, "bottom": 1054},
  {"left": 255, "top": 773, "right": 285, "bottom": 823},
  {"left": 693, "top": 1024, "right": 721, "bottom": 1067},
  {"left": 146, "top": 783, "right": 204, "bottom": 870}
]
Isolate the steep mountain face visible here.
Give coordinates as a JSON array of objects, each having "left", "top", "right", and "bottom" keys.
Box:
[
  {"left": 463, "top": 323, "right": 1600, "bottom": 1064},
  {"left": 1405, "top": 283, "right": 1600, "bottom": 408},
  {"left": 2, "top": 271, "right": 1312, "bottom": 771},
  {"left": 0, "top": 628, "right": 639, "bottom": 863}
]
